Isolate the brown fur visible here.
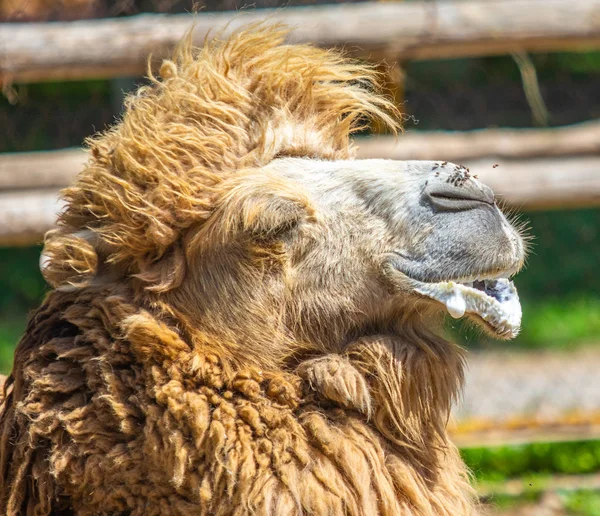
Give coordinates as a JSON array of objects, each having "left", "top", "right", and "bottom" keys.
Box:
[{"left": 0, "top": 25, "right": 478, "bottom": 514}]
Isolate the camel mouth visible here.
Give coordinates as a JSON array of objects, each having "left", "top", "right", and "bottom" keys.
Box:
[{"left": 413, "top": 273, "right": 522, "bottom": 339}]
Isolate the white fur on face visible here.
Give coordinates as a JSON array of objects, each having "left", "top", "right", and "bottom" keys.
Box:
[{"left": 263, "top": 157, "right": 525, "bottom": 338}]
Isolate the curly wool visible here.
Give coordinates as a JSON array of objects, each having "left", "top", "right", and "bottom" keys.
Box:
[{"left": 0, "top": 288, "right": 474, "bottom": 515}]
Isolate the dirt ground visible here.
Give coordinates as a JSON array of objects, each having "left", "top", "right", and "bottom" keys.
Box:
[{"left": 455, "top": 347, "right": 600, "bottom": 425}]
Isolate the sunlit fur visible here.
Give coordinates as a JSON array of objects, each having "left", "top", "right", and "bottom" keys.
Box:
[{"left": 0, "top": 25, "right": 484, "bottom": 514}]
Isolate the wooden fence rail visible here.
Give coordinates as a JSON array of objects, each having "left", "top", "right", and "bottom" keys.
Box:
[
  {"left": 2, "top": 125, "right": 600, "bottom": 244},
  {"left": 358, "top": 120, "right": 600, "bottom": 162},
  {"left": 1, "top": 153, "right": 600, "bottom": 245},
  {"left": 0, "top": 190, "right": 63, "bottom": 246},
  {"left": 2, "top": 121, "right": 599, "bottom": 190},
  {"left": 2, "top": 0, "right": 600, "bottom": 84}
]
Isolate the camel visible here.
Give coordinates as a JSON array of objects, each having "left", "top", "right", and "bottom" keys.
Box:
[{"left": 0, "top": 24, "right": 526, "bottom": 515}]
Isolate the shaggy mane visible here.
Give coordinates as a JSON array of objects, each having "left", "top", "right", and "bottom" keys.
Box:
[{"left": 42, "top": 23, "right": 399, "bottom": 292}]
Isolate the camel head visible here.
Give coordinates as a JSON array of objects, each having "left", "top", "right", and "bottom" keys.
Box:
[
  {"left": 189, "top": 155, "right": 526, "bottom": 362},
  {"left": 41, "top": 25, "right": 526, "bottom": 370}
]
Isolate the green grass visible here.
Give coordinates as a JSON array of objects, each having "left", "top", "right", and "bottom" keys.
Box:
[
  {"left": 519, "top": 297, "right": 600, "bottom": 350},
  {"left": 450, "top": 295, "right": 600, "bottom": 351},
  {"left": 564, "top": 490, "right": 600, "bottom": 516},
  {"left": 462, "top": 440, "right": 600, "bottom": 482},
  {"left": 465, "top": 440, "right": 600, "bottom": 515}
]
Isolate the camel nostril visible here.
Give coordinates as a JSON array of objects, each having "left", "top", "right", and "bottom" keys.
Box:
[{"left": 424, "top": 182, "right": 495, "bottom": 211}]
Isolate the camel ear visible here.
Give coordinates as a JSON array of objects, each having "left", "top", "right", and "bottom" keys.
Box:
[
  {"left": 219, "top": 172, "right": 316, "bottom": 239},
  {"left": 134, "top": 241, "right": 187, "bottom": 293}
]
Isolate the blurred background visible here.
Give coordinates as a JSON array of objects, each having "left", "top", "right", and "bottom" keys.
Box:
[{"left": 1, "top": 0, "right": 599, "bottom": 513}]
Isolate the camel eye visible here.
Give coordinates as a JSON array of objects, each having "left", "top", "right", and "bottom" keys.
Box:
[{"left": 215, "top": 171, "right": 314, "bottom": 241}]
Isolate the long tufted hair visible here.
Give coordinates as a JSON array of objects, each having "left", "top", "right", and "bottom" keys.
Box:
[{"left": 41, "top": 23, "right": 398, "bottom": 293}]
